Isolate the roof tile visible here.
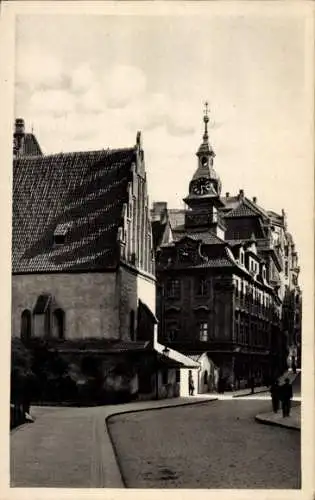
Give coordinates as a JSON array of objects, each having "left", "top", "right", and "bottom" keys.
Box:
[{"left": 13, "top": 148, "right": 136, "bottom": 273}]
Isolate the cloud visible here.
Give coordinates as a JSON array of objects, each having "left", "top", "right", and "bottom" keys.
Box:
[
  {"left": 70, "top": 64, "right": 95, "bottom": 94},
  {"left": 16, "top": 45, "right": 66, "bottom": 91},
  {"left": 30, "top": 89, "right": 76, "bottom": 117},
  {"left": 102, "top": 64, "right": 147, "bottom": 109}
]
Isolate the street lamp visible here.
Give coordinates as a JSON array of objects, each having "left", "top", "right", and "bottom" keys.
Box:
[{"left": 163, "top": 346, "right": 170, "bottom": 356}]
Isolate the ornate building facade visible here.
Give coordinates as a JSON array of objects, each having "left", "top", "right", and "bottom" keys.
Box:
[{"left": 152, "top": 107, "right": 302, "bottom": 392}]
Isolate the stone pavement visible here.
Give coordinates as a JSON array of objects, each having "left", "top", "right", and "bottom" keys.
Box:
[
  {"left": 108, "top": 399, "right": 301, "bottom": 488},
  {"left": 255, "top": 404, "right": 301, "bottom": 431},
  {"left": 11, "top": 396, "right": 217, "bottom": 488}
]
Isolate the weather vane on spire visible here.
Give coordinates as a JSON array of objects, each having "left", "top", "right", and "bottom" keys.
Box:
[
  {"left": 203, "top": 101, "right": 209, "bottom": 140},
  {"left": 204, "top": 101, "right": 209, "bottom": 118}
]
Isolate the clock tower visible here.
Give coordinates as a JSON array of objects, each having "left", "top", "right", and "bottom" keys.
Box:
[{"left": 183, "top": 103, "right": 225, "bottom": 238}]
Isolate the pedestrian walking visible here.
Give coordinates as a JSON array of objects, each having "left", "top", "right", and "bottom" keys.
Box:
[
  {"left": 269, "top": 380, "right": 280, "bottom": 413},
  {"left": 188, "top": 371, "right": 195, "bottom": 396},
  {"left": 279, "top": 377, "right": 293, "bottom": 417},
  {"left": 292, "top": 358, "right": 297, "bottom": 374}
]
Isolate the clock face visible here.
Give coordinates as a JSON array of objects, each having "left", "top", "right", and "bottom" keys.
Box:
[{"left": 192, "top": 178, "right": 211, "bottom": 195}]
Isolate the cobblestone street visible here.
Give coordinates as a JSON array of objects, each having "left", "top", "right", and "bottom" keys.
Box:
[{"left": 108, "top": 399, "right": 301, "bottom": 489}]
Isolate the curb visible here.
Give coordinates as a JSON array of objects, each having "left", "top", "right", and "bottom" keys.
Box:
[
  {"left": 106, "top": 397, "right": 218, "bottom": 422},
  {"left": 233, "top": 389, "right": 270, "bottom": 398},
  {"left": 105, "top": 398, "right": 219, "bottom": 488},
  {"left": 255, "top": 415, "right": 300, "bottom": 431}
]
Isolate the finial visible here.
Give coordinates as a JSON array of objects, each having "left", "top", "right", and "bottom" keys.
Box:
[
  {"left": 203, "top": 101, "right": 209, "bottom": 141},
  {"left": 204, "top": 101, "right": 209, "bottom": 119}
]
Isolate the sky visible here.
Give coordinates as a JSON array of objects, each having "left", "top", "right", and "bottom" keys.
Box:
[{"left": 14, "top": 13, "right": 313, "bottom": 287}]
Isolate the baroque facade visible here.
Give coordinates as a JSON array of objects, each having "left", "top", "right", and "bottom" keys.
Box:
[{"left": 152, "top": 107, "right": 302, "bottom": 391}]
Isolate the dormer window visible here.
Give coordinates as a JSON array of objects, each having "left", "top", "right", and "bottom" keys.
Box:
[
  {"left": 53, "top": 222, "right": 73, "bottom": 246},
  {"left": 54, "top": 234, "right": 65, "bottom": 245}
]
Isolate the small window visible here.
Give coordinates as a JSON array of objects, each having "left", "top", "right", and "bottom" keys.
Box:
[
  {"left": 196, "top": 278, "right": 209, "bottom": 296},
  {"left": 21, "top": 309, "right": 32, "bottom": 341},
  {"left": 166, "top": 279, "right": 180, "bottom": 299},
  {"left": 240, "top": 318, "right": 244, "bottom": 344},
  {"left": 54, "top": 234, "right": 65, "bottom": 245},
  {"left": 166, "top": 323, "right": 178, "bottom": 342},
  {"left": 199, "top": 322, "right": 208, "bottom": 341},
  {"left": 53, "top": 308, "right": 65, "bottom": 340},
  {"left": 240, "top": 250, "right": 244, "bottom": 265},
  {"left": 53, "top": 222, "right": 73, "bottom": 246}
]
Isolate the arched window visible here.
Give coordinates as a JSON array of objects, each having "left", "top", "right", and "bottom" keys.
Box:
[
  {"left": 53, "top": 309, "right": 65, "bottom": 340},
  {"left": 204, "top": 370, "right": 208, "bottom": 385},
  {"left": 129, "top": 310, "right": 135, "bottom": 341},
  {"left": 21, "top": 309, "right": 32, "bottom": 341}
]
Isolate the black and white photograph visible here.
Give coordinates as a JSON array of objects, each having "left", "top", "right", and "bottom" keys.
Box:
[{"left": 2, "top": 0, "right": 314, "bottom": 496}]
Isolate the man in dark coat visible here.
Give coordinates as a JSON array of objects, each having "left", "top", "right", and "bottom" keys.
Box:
[
  {"left": 279, "top": 378, "right": 293, "bottom": 417},
  {"left": 270, "top": 380, "right": 280, "bottom": 413},
  {"left": 188, "top": 371, "right": 195, "bottom": 396}
]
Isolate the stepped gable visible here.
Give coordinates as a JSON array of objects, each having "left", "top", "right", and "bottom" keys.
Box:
[{"left": 13, "top": 147, "right": 136, "bottom": 273}]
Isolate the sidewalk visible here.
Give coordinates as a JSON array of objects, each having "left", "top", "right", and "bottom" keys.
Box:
[
  {"left": 232, "top": 386, "right": 270, "bottom": 398},
  {"left": 11, "top": 396, "right": 217, "bottom": 488},
  {"left": 232, "top": 370, "right": 301, "bottom": 399},
  {"left": 255, "top": 404, "right": 301, "bottom": 431}
]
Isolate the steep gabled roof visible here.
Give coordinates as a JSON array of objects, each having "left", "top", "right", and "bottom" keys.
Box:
[
  {"left": 172, "top": 230, "right": 225, "bottom": 245},
  {"left": 221, "top": 196, "right": 269, "bottom": 220},
  {"left": 13, "top": 147, "right": 136, "bottom": 273}
]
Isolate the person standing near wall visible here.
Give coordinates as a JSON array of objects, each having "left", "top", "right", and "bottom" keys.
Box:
[
  {"left": 188, "top": 370, "right": 195, "bottom": 396},
  {"left": 270, "top": 379, "right": 280, "bottom": 413},
  {"left": 279, "top": 378, "right": 293, "bottom": 417}
]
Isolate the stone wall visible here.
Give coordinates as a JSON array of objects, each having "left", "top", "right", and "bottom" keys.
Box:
[
  {"left": 12, "top": 272, "right": 119, "bottom": 340},
  {"left": 119, "top": 265, "right": 156, "bottom": 341}
]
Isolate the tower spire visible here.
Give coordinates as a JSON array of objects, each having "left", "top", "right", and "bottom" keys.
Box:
[
  {"left": 196, "top": 101, "right": 215, "bottom": 160},
  {"left": 203, "top": 101, "right": 209, "bottom": 142}
]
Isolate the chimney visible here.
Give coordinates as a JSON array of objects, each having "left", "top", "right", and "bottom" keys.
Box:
[
  {"left": 253, "top": 196, "right": 257, "bottom": 203},
  {"left": 239, "top": 189, "right": 244, "bottom": 199},
  {"left": 226, "top": 192, "right": 230, "bottom": 198},
  {"left": 15, "top": 118, "right": 25, "bottom": 136},
  {"left": 151, "top": 201, "right": 168, "bottom": 222},
  {"left": 13, "top": 118, "right": 25, "bottom": 156}
]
